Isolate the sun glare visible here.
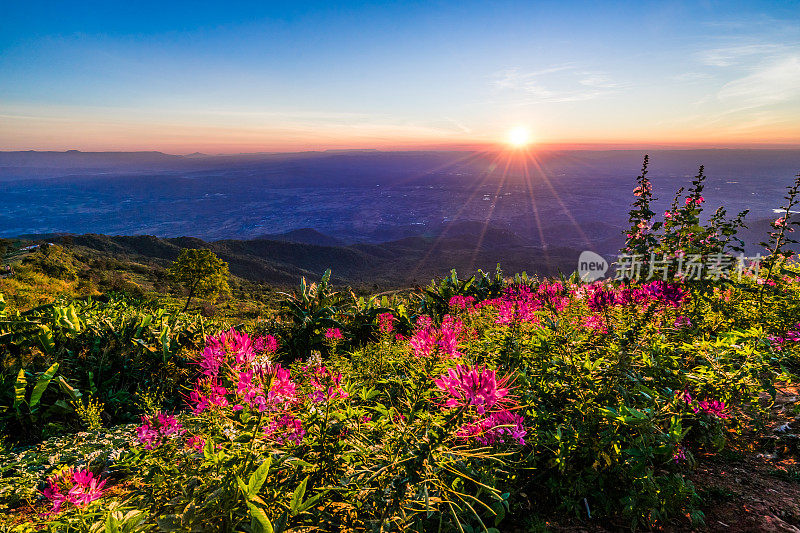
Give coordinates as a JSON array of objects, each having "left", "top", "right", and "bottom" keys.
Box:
[{"left": 507, "top": 126, "right": 531, "bottom": 148}]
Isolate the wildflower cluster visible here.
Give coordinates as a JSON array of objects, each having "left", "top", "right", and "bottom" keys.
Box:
[
  {"left": 264, "top": 414, "right": 306, "bottom": 444},
  {"left": 434, "top": 365, "right": 526, "bottom": 446},
  {"left": 409, "top": 314, "right": 464, "bottom": 358},
  {"left": 448, "top": 295, "right": 475, "bottom": 311},
  {"left": 41, "top": 468, "right": 107, "bottom": 514},
  {"left": 324, "top": 327, "right": 343, "bottom": 340},
  {"left": 189, "top": 328, "right": 282, "bottom": 415},
  {"left": 136, "top": 413, "right": 184, "bottom": 450},
  {"left": 768, "top": 322, "right": 800, "bottom": 350},
  {"left": 377, "top": 312, "right": 394, "bottom": 334},
  {"left": 682, "top": 391, "right": 729, "bottom": 419},
  {"left": 477, "top": 285, "right": 542, "bottom": 324},
  {"left": 306, "top": 364, "right": 348, "bottom": 403}
]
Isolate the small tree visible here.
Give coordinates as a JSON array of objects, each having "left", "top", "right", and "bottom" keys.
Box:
[{"left": 168, "top": 249, "right": 230, "bottom": 312}]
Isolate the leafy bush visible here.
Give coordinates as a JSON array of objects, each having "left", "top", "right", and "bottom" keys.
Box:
[{"left": 0, "top": 295, "right": 210, "bottom": 443}]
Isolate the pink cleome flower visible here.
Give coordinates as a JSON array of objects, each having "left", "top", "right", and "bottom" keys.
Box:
[
  {"left": 189, "top": 379, "right": 230, "bottom": 414},
  {"left": 185, "top": 435, "right": 206, "bottom": 452},
  {"left": 325, "top": 327, "right": 343, "bottom": 340},
  {"left": 41, "top": 468, "right": 107, "bottom": 514},
  {"left": 409, "top": 314, "right": 464, "bottom": 358},
  {"left": 434, "top": 365, "right": 511, "bottom": 415},
  {"left": 264, "top": 414, "right": 306, "bottom": 445},
  {"left": 581, "top": 314, "right": 608, "bottom": 334},
  {"left": 377, "top": 312, "right": 395, "bottom": 334},
  {"left": 188, "top": 330, "right": 297, "bottom": 415},
  {"left": 307, "top": 365, "right": 349, "bottom": 403},
  {"left": 136, "top": 413, "right": 185, "bottom": 449},
  {"left": 642, "top": 280, "right": 688, "bottom": 308},
  {"left": 681, "top": 390, "right": 729, "bottom": 419},
  {"left": 197, "top": 329, "right": 279, "bottom": 378}
]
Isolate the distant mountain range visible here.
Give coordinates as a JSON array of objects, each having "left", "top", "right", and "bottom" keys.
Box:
[
  {"left": 2, "top": 149, "right": 798, "bottom": 284},
  {"left": 58, "top": 230, "right": 580, "bottom": 287}
]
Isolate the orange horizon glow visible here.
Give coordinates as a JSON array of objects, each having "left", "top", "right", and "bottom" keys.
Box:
[{"left": 3, "top": 134, "right": 800, "bottom": 155}]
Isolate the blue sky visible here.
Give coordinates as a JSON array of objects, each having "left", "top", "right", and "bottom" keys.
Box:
[{"left": 1, "top": 1, "right": 799, "bottom": 152}]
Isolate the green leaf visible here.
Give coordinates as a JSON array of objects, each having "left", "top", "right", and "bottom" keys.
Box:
[
  {"left": 295, "top": 489, "right": 329, "bottom": 515},
  {"left": 56, "top": 376, "right": 82, "bottom": 402},
  {"left": 38, "top": 325, "right": 55, "bottom": 354},
  {"left": 236, "top": 475, "right": 249, "bottom": 496},
  {"left": 105, "top": 512, "right": 120, "bottom": 533},
  {"left": 29, "top": 362, "right": 59, "bottom": 411},
  {"left": 290, "top": 476, "right": 309, "bottom": 515},
  {"left": 13, "top": 368, "right": 27, "bottom": 411},
  {"left": 160, "top": 325, "right": 171, "bottom": 360},
  {"left": 155, "top": 515, "right": 183, "bottom": 531},
  {"left": 203, "top": 438, "right": 215, "bottom": 461},
  {"left": 248, "top": 457, "right": 272, "bottom": 496},
  {"left": 247, "top": 502, "right": 274, "bottom": 533}
]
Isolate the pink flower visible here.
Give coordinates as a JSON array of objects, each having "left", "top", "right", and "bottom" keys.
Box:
[
  {"left": 434, "top": 365, "right": 511, "bottom": 415},
  {"left": 493, "top": 285, "right": 542, "bottom": 324},
  {"left": 264, "top": 414, "right": 306, "bottom": 445},
  {"left": 697, "top": 399, "right": 729, "bottom": 418},
  {"left": 633, "top": 183, "right": 651, "bottom": 197},
  {"left": 409, "top": 315, "right": 464, "bottom": 358},
  {"left": 189, "top": 379, "right": 230, "bottom": 414},
  {"left": 325, "top": 327, "right": 343, "bottom": 340},
  {"left": 685, "top": 196, "right": 703, "bottom": 206},
  {"left": 135, "top": 422, "right": 161, "bottom": 450},
  {"left": 267, "top": 365, "right": 298, "bottom": 407},
  {"left": 197, "top": 330, "right": 279, "bottom": 377},
  {"left": 683, "top": 390, "right": 729, "bottom": 419},
  {"left": 673, "top": 445, "right": 687, "bottom": 463},
  {"left": 136, "top": 413, "right": 184, "bottom": 449},
  {"left": 377, "top": 313, "right": 395, "bottom": 334},
  {"left": 41, "top": 477, "right": 68, "bottom": 514},
  {"left": 642, "top": 281, "right": 688, "bottom": 308},
  {"left": 66, "top": 476, "right": 106, "bottom": 508},
  {"left": 674, "top": 315, "right": 692, "bottom": 328},
  {"left": 41, "top": 468, "right": 107, "bottom": 514},
  {"left": 581, "top": 314, "right": 607, "bottom": 334},
  {"left": 186, "top": 435, "right": 206, "bottom": 452},
  {"left": 157, "top": 413, "right": 183, "bottom": 436},
  {"left": 586, "top": 285, "right": 615, "bottom": 312},
  {"left": 308, "top": 366, "right": 348, "bottom": 403},
  {"left": 769, "top": 335, "right": 786, "bottom": 350}
]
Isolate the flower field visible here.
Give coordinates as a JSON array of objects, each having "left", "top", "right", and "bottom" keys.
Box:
[{"left": 3, "top": 163, "right": 800, "bottom": 532}]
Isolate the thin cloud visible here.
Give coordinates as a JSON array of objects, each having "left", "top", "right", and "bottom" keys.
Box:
[
  {"left": 671, "top": 72, "right": 714, "bottom": 82},
  {"left": 696, "top": 43, "right": 787, "bottom": 67},
  {"left": 492, "top": 66, "right": 626, "bottom": 103},
  {"left": 718, "top": 55, "right": 800, "bottom": 109}
]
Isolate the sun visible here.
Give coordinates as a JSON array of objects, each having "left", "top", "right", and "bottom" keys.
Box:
[{"left": 507, "top": 126, "right": 532, "bottom": 148}]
